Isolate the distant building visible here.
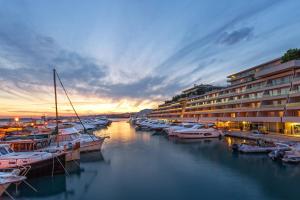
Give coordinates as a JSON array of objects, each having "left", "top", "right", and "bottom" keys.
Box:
[{"left": 149, "top": 57, "right": 300, "bottom": 135}]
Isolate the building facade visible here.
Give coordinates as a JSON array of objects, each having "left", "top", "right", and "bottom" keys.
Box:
[{"left": 149, "top": 58, "right": 300, "bottom": 135}]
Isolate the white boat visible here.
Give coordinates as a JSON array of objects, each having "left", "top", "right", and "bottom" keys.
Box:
[
  {"left": 0, "top": 169, "right": 26, "bottom": 197},
  {"left": 148, "top": 122, "right": 169, "bottom": 131},
  {"left": 74, "top": 123, "right": 97, "bottom": 132},
  {"left": 79, "top": 134, "right": 105, "bottom": 152},
  {"left": 175, "top": 127, "right": 222, "bottom": 139},
  {"left": 165, "top": 123, "right": 198, "bottom": 136},
  {"left": 0, "top": 144, "right": 66, "bottom": 178},
  {"left": 282, "top": 152, "right": 300, "bottom": 163},
  {"left": 233, "top": 142, "right": 290, "bottom": 153},
  {"left": 57, "top": 127, "right": 105, "bottom": 153},
  {"left": 136, "top": 120, "right": 158, "bottom": 130},
  {"left": 281, "top": 144, "right": 300, "bottom": 163}
]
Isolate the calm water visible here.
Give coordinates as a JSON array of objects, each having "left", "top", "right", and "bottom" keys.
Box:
[{"left": 11, "top": 121, "right": 300, "bottom": 200}]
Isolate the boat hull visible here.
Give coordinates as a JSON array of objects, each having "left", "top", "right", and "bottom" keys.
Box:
[
  {"left": 21, "top": 153, "right": 66, "bottom": 178},
  {"left": 176, "top": 134, "right": 220, "bottom": 139},
  {"left": 80, "top": 139, "right": 104, "bottom": 153},
  {"left": 176, "top": 131, "right": 221, "bottom": 139},
  {"left": 65, "top": 149, "right": 80, "bottom": 162}
]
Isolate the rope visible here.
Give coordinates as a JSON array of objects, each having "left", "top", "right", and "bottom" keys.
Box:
[
  {"left": 23, "top": 180, "right": 38, "bottom": 192},
  {"left": 4, "top": 189, "right": 16, "bottom": 200},
  {"left": 51, "top": 156, "right": 55, "bottom": 177},
  {"left": 55, "top": 70, "right": 96, "bottom": 142},
  {"left": 55, "top": 155, "right": 70, "bottom": 176}
]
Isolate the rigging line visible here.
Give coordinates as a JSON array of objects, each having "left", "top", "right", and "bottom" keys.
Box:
[
  {"left": 54, "top": 70, "right": 96, "bottom": 141},
  {"left": 54, "top": 70, "right": 87, "bottom": 133}
]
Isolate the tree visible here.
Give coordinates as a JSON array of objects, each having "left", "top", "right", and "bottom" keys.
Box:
[{"left": 281, "top": 48, "right": 300, "bottom": 63}]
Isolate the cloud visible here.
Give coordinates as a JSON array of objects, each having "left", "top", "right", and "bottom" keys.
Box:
[
  {"left": 0, "top": 20, "right": 188, "bottom": 101},
  {"left": 0, "top": 21, "right": 108, "bottom": 98},
  {"left": 0, "top": 0, "right": 290, "bottom": 110},
  {"left": 217, "top": 27, "right": 254, "bottom": 45}
]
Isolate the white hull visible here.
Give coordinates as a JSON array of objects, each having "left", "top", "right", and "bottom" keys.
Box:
[
  {"left": 66, "top": 148, "right": 80, "bottom": 162},
  {"left": 175, "top": 129, "right": 222, "bottom": 139},
  {"left": 176, "top": 134, "right": 220, "bottom": 139},
  {"left": 238, "top": 144, "right": 290, "bottom": 153},
  {"left": 80, "top": 140, "right": 104, "bottom": 153},
  {"left": 167, "top": 129, "right": 180, "bottom": 137}
]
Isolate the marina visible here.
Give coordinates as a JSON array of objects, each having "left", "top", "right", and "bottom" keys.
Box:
[
  {"left": 0, "top": 1, "right": 300, "bottom": 200},
  {"left": 2, "top": 120, "right": 299, "bottom": 200}
]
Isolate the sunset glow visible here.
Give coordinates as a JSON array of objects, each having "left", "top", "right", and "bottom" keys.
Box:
[{"left": 1, "top": 1, "right": 300, "bottom": 117}]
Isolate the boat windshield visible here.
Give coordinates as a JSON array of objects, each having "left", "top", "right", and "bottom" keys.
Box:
[
  {"left": 0, "top": 147, "right": 9, "bottom": 155},
  {"left": 183, "top": 124, "right": 194, "bottom": 128},
  {"left": 196, "top": 125, "right": 205, "bottom": 129},
  {"left": 57, "top": 133, "right": 80, "bottom": 142}
]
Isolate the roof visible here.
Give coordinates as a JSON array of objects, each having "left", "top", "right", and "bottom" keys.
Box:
[{"left": 227, "top": 57, "right": 281, "bottom": 78}]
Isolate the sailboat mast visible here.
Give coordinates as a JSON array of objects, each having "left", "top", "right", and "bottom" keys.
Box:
[{"left": 53, "top": 69, "right": 59, "bottom": 135}]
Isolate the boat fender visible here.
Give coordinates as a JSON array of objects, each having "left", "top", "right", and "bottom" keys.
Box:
[{"left": 68, "top": 142, "right": 73, "bottom": 149}]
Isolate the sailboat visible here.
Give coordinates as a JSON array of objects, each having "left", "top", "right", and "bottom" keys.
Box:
[{"left": 51, "top": 69, "right": 106, "bottom": 156}]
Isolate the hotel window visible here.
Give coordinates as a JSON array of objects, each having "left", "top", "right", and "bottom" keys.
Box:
[
  {"left": 257, "top": 92, "right": 263, "bottom": 98},
  {"left": 281, "top": 88, "right": 289, "bottom": 95}
]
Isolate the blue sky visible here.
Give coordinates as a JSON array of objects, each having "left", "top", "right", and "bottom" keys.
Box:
[{"left": 0, "top": 0, "right": 300, "bottom": 115}]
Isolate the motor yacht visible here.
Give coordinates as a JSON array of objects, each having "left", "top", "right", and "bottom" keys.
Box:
[
  {"left": 57, "top": 127, "right": 105, "bottom": 153},
  {"left": 0, "top": 144, "right": 65, "bottom": 178},
  {"left": 148, "top": 122, "right": 170, "bottom": 131},
  {"left": 165, "top": 123, "right": 198, "bottom": 137},
  {"left": 232, "top": 141, "right": 290, "bottom": 153},
  {"left": 175, "top": 127, "right": 223, "bottom": 139}
]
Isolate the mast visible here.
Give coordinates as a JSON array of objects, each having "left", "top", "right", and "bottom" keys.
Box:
[
  {"left": 53, "top": 69, "right": 59, "bottom": 136},
  {"left": 54, "top": 70, "right": 95, "bottom": 141},
  {"left": 55, "top": 71, "right": 88, "bottom": 134}
]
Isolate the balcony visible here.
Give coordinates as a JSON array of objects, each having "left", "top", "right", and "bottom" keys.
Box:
[
  {"left": 282, "top": 117, "right": 300, "bottom": 123},
  {"left": 286, "top": 102, "right": 300, "bottom": 109},
  {"left": 255, "top": 60, "right": 300, "bottom": 78}
]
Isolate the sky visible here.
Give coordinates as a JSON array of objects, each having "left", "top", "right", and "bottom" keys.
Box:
[{"left": 0, "top": 0, "right": 300, "bottom": 117}]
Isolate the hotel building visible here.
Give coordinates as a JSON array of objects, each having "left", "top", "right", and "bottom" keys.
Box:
[{"left": 149, "top": 58, "right": 300, "bottom": 135}]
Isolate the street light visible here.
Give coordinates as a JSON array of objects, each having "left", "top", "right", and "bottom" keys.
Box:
[{"left": 14, "top": 117, "right": 19, "bottom": 122}]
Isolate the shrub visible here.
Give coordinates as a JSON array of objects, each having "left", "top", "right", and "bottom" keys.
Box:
[{"left": 281, "top": 48, "right": 300, "bottom": 63}]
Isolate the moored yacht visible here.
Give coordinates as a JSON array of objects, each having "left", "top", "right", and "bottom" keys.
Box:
[
  {"left": 175, "top": 127, "right": 223, "bottom": 139},
  {"left": 165, "top": 123, "right": 198, "bottom": 136},
  {"left": 281, "top": 151, "right": 300, "bottom": 163},
  {"left": 57, "top": 127, "right": 105, "bottom": 153},
  {"left": 232, "top": 141, "right": 290, "bottom": 153},
  {"left": 0, "top": 144, "right": 65, "bottom": 178}
]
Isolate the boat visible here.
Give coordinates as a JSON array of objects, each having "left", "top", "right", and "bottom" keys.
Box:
[
  {"left": 268, "top": 149, "right": 287, "bottom": 160},
  {"left": 280, "top": 144, "right": 300, "bottom": 163},
  {"left": 0, "top": 144, "right": 66, "bottom": 178},
  {"left": 0, "top": 169, "right": 26, "bottom": 197},
  {"left": 175, "top": 127, "right": 222, "bottom": 139},
  {"left": 232, "top": 141, "right": 290, "bottom": 153},
  {"left": 56, "top": 127, "right": 105, "bottom": 153},
  {"left": 281, "top": 152, "right": 300, "bottom": 163},
  {"left": 50, "top": 69, "right": 107, "bottom": 160},
  {"left": 165, "top": 123, "right": 198, "bottom": 136},
  {"left": 79, "top": 134, "right": 105, "bottom": 153},
  {"left": 0, "top": 131, "right": 80, "bottom": 162},
  {"left": 148, "top": 122, "right": 170, "bottom": 131}
]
